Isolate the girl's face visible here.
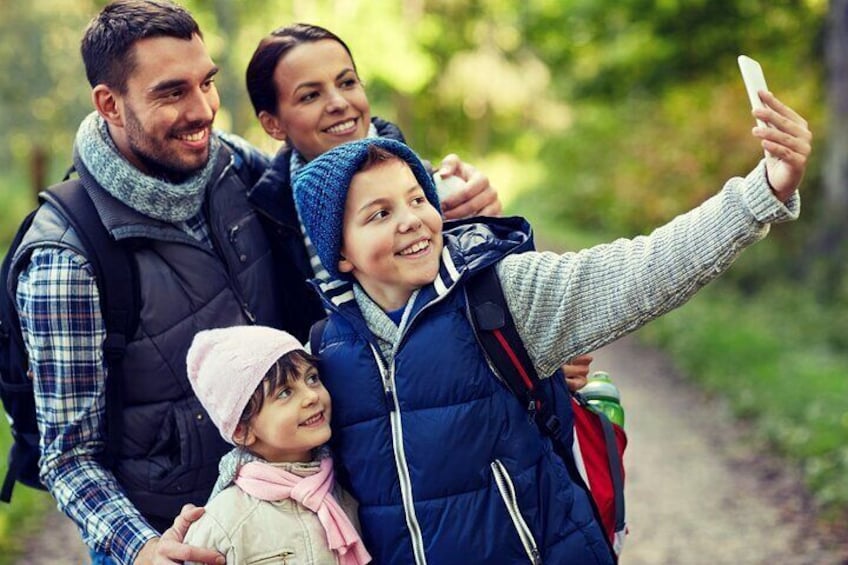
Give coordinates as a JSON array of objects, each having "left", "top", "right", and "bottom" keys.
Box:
[
  {"left": 260, "top": 39, "right": 371, "bottom": 162},
  {"left": 238, "top": 364, "right": 332, "bottom": 463}
]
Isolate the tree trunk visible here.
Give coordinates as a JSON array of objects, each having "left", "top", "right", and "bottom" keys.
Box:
[
  {"left": 212, "top": 0, "right": 242, "bottom": 134},
  {"left": 28, "top": 145, "right": 48, "bottom": 203},
  {"left": 823, "top": 0, "right": 848, "bottom": 218},
  {"left": 802, "top": 0, "right": 848, "bottom": 293}
]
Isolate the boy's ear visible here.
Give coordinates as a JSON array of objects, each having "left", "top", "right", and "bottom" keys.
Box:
[
  {"left": 232, "top": 423, "right": 255, "bottom": 447},
  {"left": 258, "top": 111, "right": 287, "bottom": 142}
]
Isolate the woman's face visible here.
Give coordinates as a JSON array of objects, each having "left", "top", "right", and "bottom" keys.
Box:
[{"left": 261, "top": 39, "right": 371, "bottom": 161}]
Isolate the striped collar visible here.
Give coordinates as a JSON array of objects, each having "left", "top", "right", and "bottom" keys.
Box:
[{"left": 316, "top": 243, "right": 464, "bottom": 311}]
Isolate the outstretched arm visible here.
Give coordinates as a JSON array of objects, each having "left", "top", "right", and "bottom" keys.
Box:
[{"left": 498, "top": 96, "right": 810, "bottom": 378}]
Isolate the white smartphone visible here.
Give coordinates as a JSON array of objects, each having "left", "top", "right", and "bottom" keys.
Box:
[
  {"left": 433, "top": 173, "right": 465, "bottom": 201},
  {"left": 737, "top": 55, "right": 769, "bottom": 128}
]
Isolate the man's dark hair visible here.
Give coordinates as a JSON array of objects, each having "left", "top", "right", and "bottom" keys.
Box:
[
  {"left": 81, "top": 0, "right": 202, "bottom": 92},
  {"left": 246, "top": 23, "right": 356, "bottom": 117}
]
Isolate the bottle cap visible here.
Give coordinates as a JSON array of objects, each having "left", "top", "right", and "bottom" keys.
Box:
[{"left": 580, "top": 371, "right": 620, "bottom": 402}]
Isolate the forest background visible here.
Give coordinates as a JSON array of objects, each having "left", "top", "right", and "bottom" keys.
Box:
[{"left": 0, "top": 0, "right": 846, "bottom": 560}]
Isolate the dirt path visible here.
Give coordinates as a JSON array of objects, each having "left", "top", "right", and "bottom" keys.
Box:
[
  {"left": 593, "top": 335, "right": 846, "bottom": 565},
  {"left": 17, "top": 335, "right": 848, "bottom": 564}
]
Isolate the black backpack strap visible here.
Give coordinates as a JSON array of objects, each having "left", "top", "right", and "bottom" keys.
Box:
[
  {"left": 597, "top": 401, "right": 626, "bottom": 532},
  {"left": 309, "top": 317, "right": 328, "bottom": 354},
  {"left": 41, "top": 180, "right": 138, "bottom": 464},
  {"left": 465, "top": 265, "right": 562, "bottom": 438},
  {"left": 466, "top": 264, "right": 621, "bottom": 557},
  {"left": 0, "top": 209, "right": 44, "bottom": 502}
]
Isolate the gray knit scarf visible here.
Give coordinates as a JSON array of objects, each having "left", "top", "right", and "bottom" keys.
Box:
[{"left": 74, "top": 111, "right": 220, "bottom": 222}]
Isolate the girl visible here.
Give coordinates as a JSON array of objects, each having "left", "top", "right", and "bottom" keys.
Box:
[{"left": 184, "top": 325, "right": 370, "bottom": 565}]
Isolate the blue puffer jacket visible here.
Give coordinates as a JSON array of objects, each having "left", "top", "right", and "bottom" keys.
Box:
[{"left": 312, "top": 217, "right": 613, "bottom": 565}]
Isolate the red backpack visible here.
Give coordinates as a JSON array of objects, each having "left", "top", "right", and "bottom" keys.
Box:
[{"left": 465, "top": 265, "right": 627, "bottom": 559}]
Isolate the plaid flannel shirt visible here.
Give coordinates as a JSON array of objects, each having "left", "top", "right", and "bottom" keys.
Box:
[{"left": 15, "top": 215, "right": 211, "bottom": 565}]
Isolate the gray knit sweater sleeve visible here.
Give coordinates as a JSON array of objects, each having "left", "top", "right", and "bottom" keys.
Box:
[{"left": 497, "top": 163, "right": 800, "bottom": 378}]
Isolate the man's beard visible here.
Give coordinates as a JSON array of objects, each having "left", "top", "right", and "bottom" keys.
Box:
[{"left": 124, "top": 106, "right": 211, "bottom": 183}]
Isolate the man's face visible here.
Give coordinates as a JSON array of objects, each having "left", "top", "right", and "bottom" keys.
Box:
[
  {"left": 108, "top": 34, "right": 220, "bottom": 182},
  {"left": 338, "top": 160, "right": 443, "bottom": 312}
]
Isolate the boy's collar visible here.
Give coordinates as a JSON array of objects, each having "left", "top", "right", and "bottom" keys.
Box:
[{"left": 316, "top": 244, "right": 463, "bottom": 311}]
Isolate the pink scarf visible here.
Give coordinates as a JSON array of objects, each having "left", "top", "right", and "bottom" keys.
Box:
[{"left": 235, "top": 458, "right": 371, "bottom": 565}]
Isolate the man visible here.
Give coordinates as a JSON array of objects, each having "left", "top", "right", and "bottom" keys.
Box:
[
  {"left": 10, "top": 1, "right": 283, "bottom": 562},
  {"left": 10, "top": 2, "right": 500, "bottom": 564}
]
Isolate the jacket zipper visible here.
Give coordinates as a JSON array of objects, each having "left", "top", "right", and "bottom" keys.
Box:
[
  {"left": 372, "top": 279, "right": 465, "bottom": 564},
  {"left": 325, "top": 275, "right": 461, "bottom": 565},
  {"left": 368, "top": 343, "right": 428, "bottom": 564},
  {"left": 491, "top": 459, "right": 542, "bottom": 564},
  {"left": 203, "top": 156, "right": 257, "bottom": 323},
  {"left": 247, "top": 550, "right": 295, "bottom": 564}
]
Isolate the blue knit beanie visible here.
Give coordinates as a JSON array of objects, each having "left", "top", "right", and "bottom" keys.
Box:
[{"left": 293, "top": 138, "right": 441, "bottom": 280}]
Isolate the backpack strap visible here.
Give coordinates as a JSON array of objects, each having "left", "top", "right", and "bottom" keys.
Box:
[
  {"left": 309, "top": 317, "right": 328, "bottom": 354},
  {"left": 465, "top": 265, "right": 562, "bottom": 438},
  {"left": 465, "top": 264, "right": 622, "bottom": 557},
  {"left": 40, "top": 180, "right": 138, "bottom": 465},
  {"left": 0, "top": 209, "right": 44, "bottom": 501},
  {"left": 601, "top": 405, "right": 626, "bottom": 533}
]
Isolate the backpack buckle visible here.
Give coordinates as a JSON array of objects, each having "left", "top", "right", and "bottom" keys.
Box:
[{"left": 543, "top": 413, "right": 562, "bottom": 441}]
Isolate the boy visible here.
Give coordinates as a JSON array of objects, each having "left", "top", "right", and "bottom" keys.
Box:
[{"left": 290, "top": 93, "right": 808, "bottom": 564}]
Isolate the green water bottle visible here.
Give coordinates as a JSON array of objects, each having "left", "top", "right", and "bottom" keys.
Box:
[{"left": 579, "top": 371, "right": 625, "bottom": 428}]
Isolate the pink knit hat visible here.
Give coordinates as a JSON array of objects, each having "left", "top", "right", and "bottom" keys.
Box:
[{"left": 187, "top": 325, "right": 306, "bottom": 444}]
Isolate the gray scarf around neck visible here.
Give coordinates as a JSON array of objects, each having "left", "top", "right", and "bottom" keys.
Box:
[{"left": 74, "top": 111, "right": 220, "bottom": 222}]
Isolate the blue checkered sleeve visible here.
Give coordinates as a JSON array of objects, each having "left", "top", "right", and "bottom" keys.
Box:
[{"left": 16, "top": 246, "right": 157, "bottom": 565}]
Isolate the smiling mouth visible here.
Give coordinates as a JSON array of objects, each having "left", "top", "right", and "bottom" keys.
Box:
[
  {"left": 173, "top": 126, "right": 210, "bottom": 144},
  {"left": 300, "top": 412, "right": 325, "bottom": 427},
  {"left": 324, "top": 118, "right": 358, "bottom": 135},
  {"left": 398, "top": 239, "right": 431, "bottom": 256}
]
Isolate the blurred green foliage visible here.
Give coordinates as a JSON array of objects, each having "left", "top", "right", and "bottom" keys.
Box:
[{"left": 0, "top": 0, "right": 844, "bottom": 554}]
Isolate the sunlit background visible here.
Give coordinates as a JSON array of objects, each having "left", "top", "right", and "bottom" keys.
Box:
[{"left": 1, "top": 0, "right": 845, "bottom": 560}]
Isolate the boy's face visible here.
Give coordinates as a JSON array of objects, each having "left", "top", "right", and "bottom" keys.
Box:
[
  {"left": 339, "top": 159, "right": 444, "bottom": 311},
  {"left": 239, "top": 365, "right": 332, "bottom": 463}
]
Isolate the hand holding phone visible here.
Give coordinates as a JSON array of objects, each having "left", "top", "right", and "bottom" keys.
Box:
[{"left": 737, "top": 55, "right": 769, "bottom": 128}]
